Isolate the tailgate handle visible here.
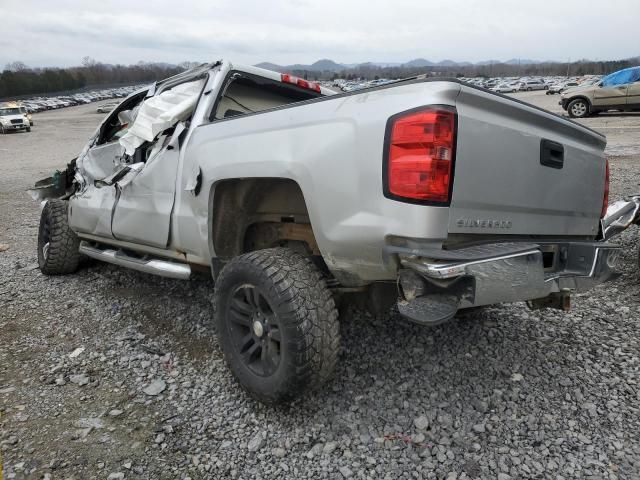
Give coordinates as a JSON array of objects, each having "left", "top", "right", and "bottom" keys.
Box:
[{"left": 540, "top": 139, "right": 564, "bottom": 169}]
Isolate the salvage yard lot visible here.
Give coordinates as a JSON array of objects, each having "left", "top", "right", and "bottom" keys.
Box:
[{"left": 1, "top": 91, "right": 640, "bottom": 479}]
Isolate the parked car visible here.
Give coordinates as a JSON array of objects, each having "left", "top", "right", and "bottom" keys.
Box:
[
  {"left": 18, "top": 105, "right": 34, "bottom": 126},
  {"left": 493, "top": 83, "right": 517, "bottom": 93},
  {"left": 0, "top": 104, "right": 31, "bottom": 133},
  {"left": 518, "top": 80, "right": 548, "bottom": 91},
  {"left": 546, "top": 82, "right": 579, "bottom": 95},
  {"left": 96, "top": 102, "right": 120, "bottom": 114},
  {"left": 30, "top": 60, "right": 640, "bottom": 404},
  {"left": 560, "top": 66, "right": 640, "bottom": 118}
]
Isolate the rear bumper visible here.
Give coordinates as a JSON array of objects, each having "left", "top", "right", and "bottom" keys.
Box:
[
  {"left": 396, "top": 241, "right": 620, "bottom": 313},
  {"left": 391, "top": 197, "right": 640, "bottom": 324}
]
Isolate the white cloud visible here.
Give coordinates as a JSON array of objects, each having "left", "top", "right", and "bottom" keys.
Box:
[{"left": 1, "top": 0, "right": 638, "bottom": 67}]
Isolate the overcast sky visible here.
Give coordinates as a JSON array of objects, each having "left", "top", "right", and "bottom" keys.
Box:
[{"left": 2, "top": 0, "right": 639, "bottom": 68}]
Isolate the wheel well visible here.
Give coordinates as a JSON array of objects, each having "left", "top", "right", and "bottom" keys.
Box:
[
  {"left": 568, "top": 96, "right": 592, "bottom": 107},
  {"left": 210, "top": 178, "right": 320, "bottom": 260}
]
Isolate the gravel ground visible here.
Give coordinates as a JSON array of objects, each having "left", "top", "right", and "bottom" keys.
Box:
[{"left": 1, "top": 94, "right": 640, "bottom": 479}]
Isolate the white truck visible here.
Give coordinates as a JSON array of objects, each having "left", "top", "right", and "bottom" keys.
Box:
[
  {"left": 0, "top": 102, "right": 31, "bottom": 133},
  {"left": 31, "top": 61, "right": 640, "bottom": 404}
]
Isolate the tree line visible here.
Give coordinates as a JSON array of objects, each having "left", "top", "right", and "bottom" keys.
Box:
[
  {"left": 0, "top": 58, "right": 188, "bottom": 99},
  {"left": 293, "top": 57, "right": 640, "bottom": 82},
  {"left": 3, "top": 56, "right": 639, "bottom": 99}
]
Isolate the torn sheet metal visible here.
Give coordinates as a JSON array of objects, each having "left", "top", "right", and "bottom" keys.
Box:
[
  {"left": 119, "top": 79, "right": 205, "bottom": 155},
  {"left": 67, "top": 183, "right": 117, "bottom": 238}
]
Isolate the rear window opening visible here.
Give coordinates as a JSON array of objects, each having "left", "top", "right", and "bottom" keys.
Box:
[{"left": 211, "top": 73, "right": 322, "bottom": 121}]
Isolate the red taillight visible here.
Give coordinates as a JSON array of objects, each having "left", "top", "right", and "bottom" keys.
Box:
[
  {"left": 281, "top": 73, "right": 322, "bottom": 93},
  {"left": 601, "top": 159, "right": 610, "bottom": 218},
  {"left": 385, "top": 108, "right": 456, "bottom": 203}
]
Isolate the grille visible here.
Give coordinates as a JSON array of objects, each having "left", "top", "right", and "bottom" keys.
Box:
[{"left": 10, "top": 119, "right": 23, "bottom": 125}]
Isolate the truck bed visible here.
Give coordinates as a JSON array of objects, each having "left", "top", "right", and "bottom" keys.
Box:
[{"left": 184, "top": 75, "right": 609, "bottom": 283}]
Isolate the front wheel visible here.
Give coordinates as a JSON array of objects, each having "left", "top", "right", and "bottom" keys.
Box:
[
  {"left": 38, "top": 200, "right": 81, "bottom": 275},
  {"left": 26, "top": 127, "right": 31, "bottom": 132},
  {"left": 567, "top": 98, "right": 590, "bottom": 118},
  {"left": 214, "top": 248, "right": 340, "bottom": 405}
]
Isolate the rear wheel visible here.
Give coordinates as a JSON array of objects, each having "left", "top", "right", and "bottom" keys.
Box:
[
  {"left": 568, "top": 98, "right": 590, "bottom": 118},
  {"left": 214, "top": 248, "right": 340, "bottom": 405},
  {"left": 37, "top": 200, "right": 81, "bottom": 275}
]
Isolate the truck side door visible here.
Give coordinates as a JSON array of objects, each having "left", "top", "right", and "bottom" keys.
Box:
[
  {"left": 110, "top": 78, "right": 207, "bottom": 248},
  {"left": 68, "top": 92, "right": 147, "bottom": 238}
]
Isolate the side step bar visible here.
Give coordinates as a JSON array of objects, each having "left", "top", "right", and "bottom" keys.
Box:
[{"left": 79, "top": 242, "right": 191, "bottom": 280}]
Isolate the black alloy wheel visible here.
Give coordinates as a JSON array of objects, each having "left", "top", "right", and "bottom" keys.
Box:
[
  {"left": 214, "top": 248, "right": 340, "bottom": 404},
  {"left": 226, "top": 284, "right": 282, "bottom": 377}
]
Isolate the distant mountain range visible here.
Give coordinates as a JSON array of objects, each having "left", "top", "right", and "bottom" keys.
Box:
[{"left": 254, "top": 57, "right": 550, "bottom": 72}]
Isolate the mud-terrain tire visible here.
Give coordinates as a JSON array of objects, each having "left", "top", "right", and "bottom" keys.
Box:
[
  {"left": 37, "top": 200, "right": 81, "bottom": 275},
  {"left": 214, "top": 248, "right": 340, "bottom": 405},
  {"left": 567, "top": 98, "right": 590, "bottom": 118}
]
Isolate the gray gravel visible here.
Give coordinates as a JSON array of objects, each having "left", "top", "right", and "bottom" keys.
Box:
[{"left": 1, "top": 97, "right": 640, "bottom": 479}]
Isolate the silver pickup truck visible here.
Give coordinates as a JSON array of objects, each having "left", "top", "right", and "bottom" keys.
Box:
[{"left": 32, "top": 60, "right": 640, "bottom": 404}]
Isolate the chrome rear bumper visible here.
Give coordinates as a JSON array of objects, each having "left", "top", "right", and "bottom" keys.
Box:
[
  {"left": 398, "top": 241, "right": 621, "bottom": 312},
  {"left": 391, "top": 195, "right": 640, "bottom": 324}
]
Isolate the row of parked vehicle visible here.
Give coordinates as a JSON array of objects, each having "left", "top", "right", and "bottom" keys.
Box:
[
  {"left": 16, "top": 85, "right": 142, "bottom": 113},
  {"left": 461, "top": 75, "right": 603, "bottom": 94},
  {"left": 0, "top": 85, "right": 144, "bottom": 134},
  {"left": 329, "top": 75, "right": 605, "bottom": 97},
  {"left": 332, "top": 78, "right": 394, "bottom": 92}
]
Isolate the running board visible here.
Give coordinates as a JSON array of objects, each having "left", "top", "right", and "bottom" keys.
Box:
[{"left": 79, "top": 242, "right": 191, "bottom": 280}]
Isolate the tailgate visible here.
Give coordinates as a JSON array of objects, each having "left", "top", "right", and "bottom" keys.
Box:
[{"left": 449, "top": 85, "right": 607, "bottom": 237}]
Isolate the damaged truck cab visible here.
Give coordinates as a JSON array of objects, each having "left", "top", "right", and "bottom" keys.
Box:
[{"left": 33, "top": 60, "right": 640, "bottom": 404}]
